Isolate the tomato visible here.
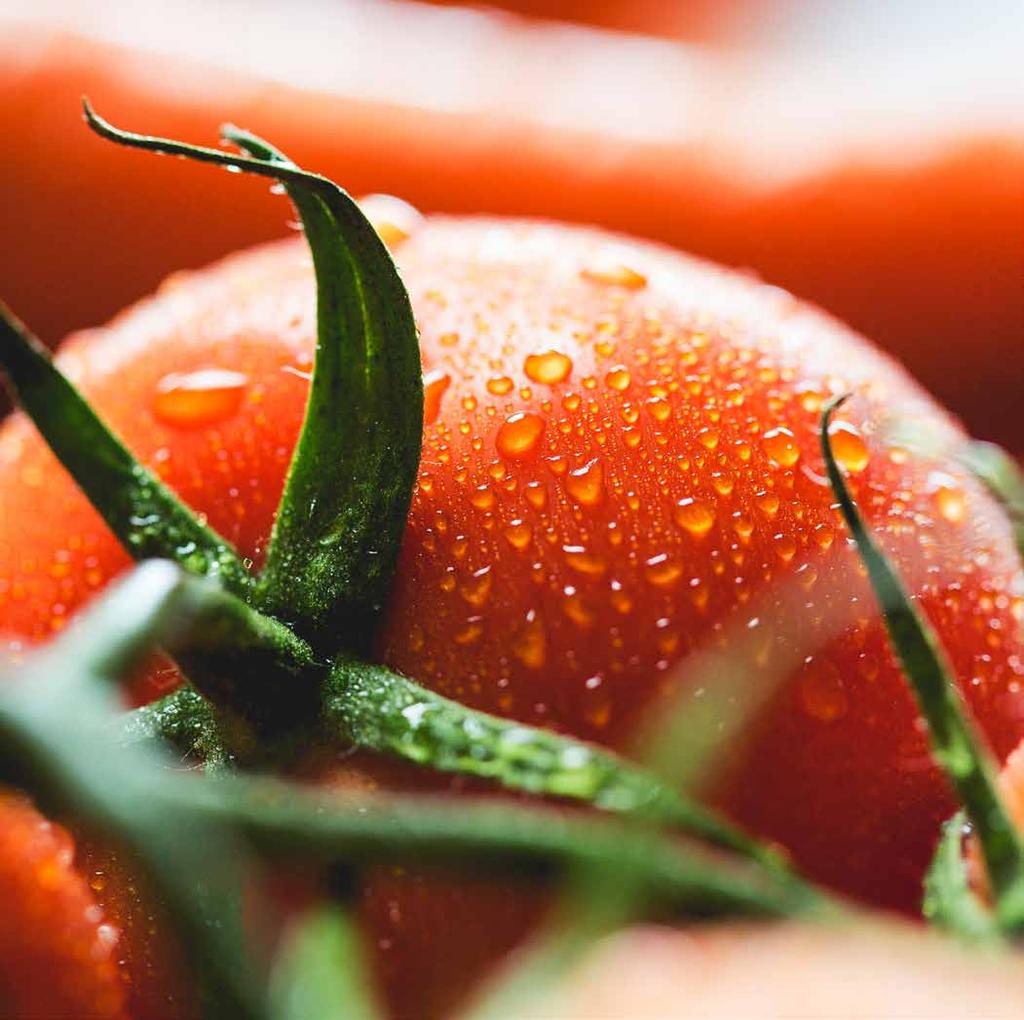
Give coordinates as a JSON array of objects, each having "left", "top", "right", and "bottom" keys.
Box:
[
  {"left": 1, "top": 217, "right": 1022, "bottom": 1016},
  {"left": 2, "top": 20, "right": 1022, "bottom": 444},
  {"left": 0, "top": 791, "right": 127, "bottom": 1019},
  {"left": 523, "top": 922, "right": 1024, "bottom": 1017}
]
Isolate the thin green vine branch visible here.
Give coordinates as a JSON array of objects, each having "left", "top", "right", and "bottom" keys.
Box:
[{"left": 822, "top": 395, "right": 1024, "bottom": 933}]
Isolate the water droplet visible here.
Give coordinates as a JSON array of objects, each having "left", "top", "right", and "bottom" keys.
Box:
[
  {"left": 755, "top": 491, "right": 780, "bottom": 517},
  {"left": 460, "top": 566, "right": 492, "bottom": 607},
  {"left": 566, "top": 458, "right": 604, "bottom": 506},
  {"left": 358, "top": 193, "right": 423, "bottom": 246},
  {"left": 774, "top": 533, "right": 797, "bottom": 563},
  {"left": 923, "top": 471, "right": 968, "bottom": 524},
  {"left": 470, "top": 485, "right": 495, "bottom": 510},
  {"left": 502, "top": 519, "right": 533, "bottom": 549},
  {"left": 644, "top": 553, "right": 683, "bottom": 588},
  {"left": 513, "top": 610, "right": 546, "bottom": 669},
  {"left": 674, "top": 498, "right": 715, "bottom": 537},
  {"left": 762, "top": 427, "right": 801, "bottom": 467},
  {"left": 423, "top": 370, "right": 452, "bottom": 425},
  {"left": 605, "top": 367, "right": 631, "bottom": 391},
  {"left": 496, "top": 412, "right": 545, "bottom": 459},
  {"left": 563, "top": 545, "right": 607, "bottom": 576},
  {"left": 487, "top": 375, "right": 515, "bottom": 396},
  {"left": 152, "top": 369, "right": 248, "bottom": 428},
  {"left": 828, "top": 421, "right": 870, "bottom": 473},
  {"left": 697, "top": 429, "right": 719, "bottom": 451},
  {"left": 801, "top": 663, "right": 848, "bottom": 722},
  {"left": 646, "top": 397, "right": 671, "bottom": 422},
  {"left": 522, "top": 482, "right": 547, "bottom": 510},
  {"left": 524, "top": 350, "right": 573, "bottom": 385},
  {"left": 580, "top": 258, "right": 647, "bottom": 290},
  {"left": 453, "top": 619, "right": 484, "bottom": 645},
  {"left": 582, "top": 675, "right": 612, "bottom": 728}
]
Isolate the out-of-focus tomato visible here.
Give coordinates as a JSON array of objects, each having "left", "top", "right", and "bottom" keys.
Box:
[{"left": 1, "top": 5, "right": 1021, "bottom": 442}]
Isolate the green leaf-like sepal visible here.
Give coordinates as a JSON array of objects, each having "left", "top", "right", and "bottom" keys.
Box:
[
  {"left": 822, "top": 396, "right": 1024, "bottom": 932},
  {"left": 83, "top": 102, "right": 423, "bottom": 656},
  {"left": 0, "top": 304, "right": 253, "bottom": 596}
]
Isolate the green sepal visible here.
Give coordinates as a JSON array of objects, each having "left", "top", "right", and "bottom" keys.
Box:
[
  {"left": 326, "top": 658, "right": 784, "bottom": 869},
  {"left": 83, "top": 102, "right": 423, "bottom": 656},
  {"left": 269, "top": 906, "right": 381, "bottom": 1020},
  {"left": 923, "top": 811, "right": 1001, "bottom": 942},
  {"left": 822, "top": 396, "right": 1024, "bottom": 931},
  {"left": 0, "top": 303, "right": 252, "bottom": 596}
]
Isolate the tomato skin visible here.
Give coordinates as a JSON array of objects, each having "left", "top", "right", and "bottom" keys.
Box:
[
  {"left": 0, "top": 791, "right": 128, "bottom": 1019},
  {"left": 0, "top": 219, "right": 1022, "bottom": 1016}
]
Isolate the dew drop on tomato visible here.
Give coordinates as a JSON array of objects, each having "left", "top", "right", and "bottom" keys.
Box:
[
  {"left": 761, "top": 426, "right": 801, "bottom": 467},
  {"left": 644, "top": 553, "right": 683, "bottom": 588},
  {"left": 800, "top": 662, "right": 849, "bottom": 722},
  {"left": 563, "top": 545, "right": 608, "bottom": 576},
  {"left": 357, "top": 193, "right": 423, "bottom": 247},
  {"left": 496, "top": 412, "right": 545, "bottom": 460},
  {"left": 503, "top": 519, "right": 533, "bottom": 550},
  {"left": 674, "top": 497, "right": 715, "bottom": 537},
  {"left": 423, "top": 370, "right": 452, "bottom": 425},
  {"left": 459, "top": 566, "right": 493, "bottom": 607},
  {"left": 828, "top": 421, "right": 871, "bottom": 473},
  {"left": 604, "top": 367, "right": 631, "bottom": 391},
  {"left": 935, "top": 484, "right": 968, "bottom": 524},
  {"left": 566, "top": 458, "right": 604, "bottom": 506},
  {"left": 523, "top": 350, "right": 573, "bottom": 386},
  {"left": 580, "top": 258, "right": 648, "bottom": 290},
  {"left": 486, "top": 375, "right": 514, "bottom": 396},
  {"left": 513, "top": 610, "right": 546, "bottom": 669},
  {"left": 152, "top": 369, "right": 248, "bottom": 429}
]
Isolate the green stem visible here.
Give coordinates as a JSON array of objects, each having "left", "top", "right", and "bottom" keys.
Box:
[
  {"left": 184, "top": 777, "right": 829, "bottom": 921},
  {"left": 326, "top": 659, "right": 786, "bottom": 871},
  {"left": 822, "top": 396, "right": 1024, "bottom": 932},
  {"left": 961, "top": 440, "right": 1024, "bottom": 560}
]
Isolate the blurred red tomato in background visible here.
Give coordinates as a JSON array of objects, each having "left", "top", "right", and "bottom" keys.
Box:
[{"left": 1, "top": 0, "right": 1022, "bottom": 446}]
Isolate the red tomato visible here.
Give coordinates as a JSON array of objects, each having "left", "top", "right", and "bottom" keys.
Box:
[
  {"left": 519, "top": 921, "right": 1024, "bottom": 1017},
  {"left": 0, "top": 791, "right": 127, "bottom": 1019},
  {"left": 0, "top": 218, "right": 1022, "bottom": 1016}
]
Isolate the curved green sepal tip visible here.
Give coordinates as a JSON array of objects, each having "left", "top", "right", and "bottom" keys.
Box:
[{"left": 83, "top": 101, "right": 423, "bottom": 657}]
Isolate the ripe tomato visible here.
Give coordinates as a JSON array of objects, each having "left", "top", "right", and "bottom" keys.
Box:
[
  {"left": 521, "top": 922, "right": 1024, "bottom": 1017},
  {"left": 0, "top": 217, "right": 1022, "bottom": 1016},
  {"left": 0, "top": 791, "right": 127, "bottom": 1019}
]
